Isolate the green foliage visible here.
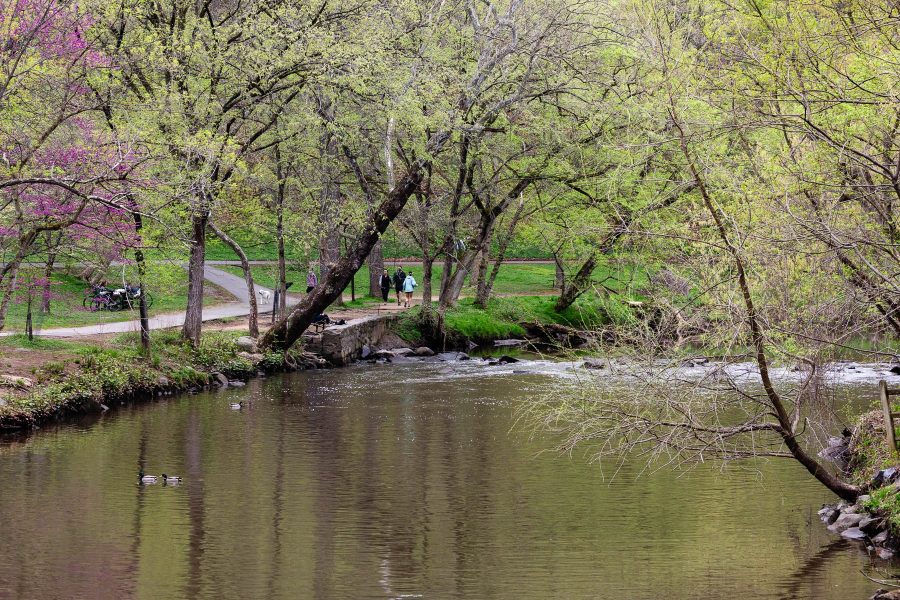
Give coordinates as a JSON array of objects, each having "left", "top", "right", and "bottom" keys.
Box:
[{"left": 863, "top": 487, "right": 900, "bottom": 533}]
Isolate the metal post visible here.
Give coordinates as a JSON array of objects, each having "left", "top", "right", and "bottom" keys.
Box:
[{"left": 272, "top": 290, "right": 279, "bottom": 323}]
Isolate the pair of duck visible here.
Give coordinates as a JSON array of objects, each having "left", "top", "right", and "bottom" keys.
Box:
[{"left": 139, "top": 470, "right": 182, "bottom": 485}]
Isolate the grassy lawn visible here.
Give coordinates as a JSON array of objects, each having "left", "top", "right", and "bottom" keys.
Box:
[
  {"left": 3, "top": 264, "right": 234, "bottom": 332},
  {"left": 221, "top": 260, "right": 646, "bottom": 299},
  {"left": 202, "top": 229, "right": 551, "bottom": 261}
]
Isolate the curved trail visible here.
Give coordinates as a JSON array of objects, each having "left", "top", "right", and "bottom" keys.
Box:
[{"left": 0, "top": 266, "right": 289, "bottom": 338}]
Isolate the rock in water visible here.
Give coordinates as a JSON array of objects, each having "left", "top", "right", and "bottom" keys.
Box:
[
  {"left": 876, "top": 547, "right": 895, "bottom": 560},
  {"left": 860, "top": 516, "right": 884, "bottom": 534},
  {"left": 890, "top": 364, "right": 900, "bottom": 375},
  {"left": 583, "top": 358, "right": 606, "bottom": 370},
  {"left": 841, "top": 527, "right": 867, "bottom": 540},
  {"left": 414, "top": 347, "right": 435, "bottom": 357},
  {"left": 361, "top": 344, "right": 373, "bottom": 359},
  {"left": 872, "top": 530, "right": 890, "bottom": 544},
  {"left": 494, "top": 339, "right": 526, "bottom": 347},
  {"left": 497, "top": 355, "right": 520, "bottom": 364},
  {"left": 828, "top": 512, "right": 863, "bottom": 532}
]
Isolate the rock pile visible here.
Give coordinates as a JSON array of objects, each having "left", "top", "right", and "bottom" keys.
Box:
[{"left": 820, "top": 467, "right": 900, "bottom": 560}]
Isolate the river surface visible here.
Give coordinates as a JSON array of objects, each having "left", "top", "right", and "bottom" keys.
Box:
[{"left": 0, "top": 359, "right": 892, "bottom": 599}]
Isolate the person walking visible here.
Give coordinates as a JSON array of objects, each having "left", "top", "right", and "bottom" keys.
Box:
[
  {"left": 378, "top": 268, "right": 391, "bottom": 303},
  {"left": 306, "top": 267, "right": 318, "bottom": 293},
  {"left": 392, "top": 266, "right": 406, "bottom": 305},
  {"left": 402, "top": 270, "right": 417, "bottom": 308}
]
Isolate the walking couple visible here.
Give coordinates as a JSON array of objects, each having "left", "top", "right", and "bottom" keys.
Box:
[{"left": 381, "top": 266, "right": 416, "bottom": 308}]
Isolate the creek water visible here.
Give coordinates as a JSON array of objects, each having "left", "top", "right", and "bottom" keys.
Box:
[{"left": 0, "top": 359, "right": 892, "bottom": 599}]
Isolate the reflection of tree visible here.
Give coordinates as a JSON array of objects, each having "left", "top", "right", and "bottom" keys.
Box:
[
  {"left": 780, "top": 538, "right": 857, "bottom": 599},
  {"left": 183, "top": 409, "right": 206, "bottom": 598},
  {"left": 266, "top": 386, "right": 287, "bottom": 599},
  {"left": 126, "top": 425, "right": 151, "bottom": 596},
  {"left": 310, "top": 390, "right": 341, "bottom": 598}
]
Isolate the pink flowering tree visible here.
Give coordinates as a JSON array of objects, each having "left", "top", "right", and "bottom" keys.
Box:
[{"left": 0, "top": 0, "right": 137, "bottom": 330}]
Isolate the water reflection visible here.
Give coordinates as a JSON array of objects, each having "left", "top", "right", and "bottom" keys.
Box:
[{"left": 0, "top": 362, "right": 892, "bottom": 599}]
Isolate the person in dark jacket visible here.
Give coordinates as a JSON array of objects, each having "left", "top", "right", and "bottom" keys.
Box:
[
  {"left": 378, "top": 269, "right": 391, "bottom": 303},
  {"left": 392, "top": 266, "right": 406, "bottom": 305}
]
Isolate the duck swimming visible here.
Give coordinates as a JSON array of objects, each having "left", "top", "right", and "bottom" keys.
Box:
[
  {"left": 230, "top": 402, "right": 243, "bottom": 410},
  {"left": 138, "top": 470, "right": 158, "bottom": 484},
  {"left": 162, "top": 474, "right": 182, "bottom": 484}
]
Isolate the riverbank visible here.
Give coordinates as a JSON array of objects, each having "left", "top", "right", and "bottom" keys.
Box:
[{"left": 0, "top": 330, "right": 327, "bottom": 432}]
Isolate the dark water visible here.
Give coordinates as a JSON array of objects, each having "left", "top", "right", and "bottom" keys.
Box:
[{"left": 0, "top": 361, "right": 888, "bottom": 599}]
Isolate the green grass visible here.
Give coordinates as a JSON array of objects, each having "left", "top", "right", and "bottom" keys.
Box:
[
  {"left": 3, "top": 264, "right": 233, "bottom": 332},
  {"left": 395, "top": 294, "right": 637, "bottom": 343},
  {"left": 202, "top": 228, "right": 552, "bottom": 262},
  {"left": 219, "top": 261, "right": 646, "bottom": 300},
  {"left": 0, "top": 334, "right": 88, "bottom": 351},
  {"left": 863, "top": 486, "right": 900, "bottom": 533}
]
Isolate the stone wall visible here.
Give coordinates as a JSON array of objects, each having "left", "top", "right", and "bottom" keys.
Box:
[{"left": 314, "top": 314, "right": 399, "bottom": 366}]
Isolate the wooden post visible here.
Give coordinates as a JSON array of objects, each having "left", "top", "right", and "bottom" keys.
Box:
[{"left": 881, "top": 380, "right": 897, "bottom": 451}]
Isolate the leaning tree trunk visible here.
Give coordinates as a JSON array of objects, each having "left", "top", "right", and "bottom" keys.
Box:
[
  {"left": 182, "top": 209, "right": 208, "bottom": 347},
  {"left": 209, "top": 222, "right": 259, "bottom": 338},
  {"left": 673, "top": 113, "right": 861, "bottom": 502},
  {"left": 259, "top": 169, "right": 424, "bottom": 351},
  {"left": 555, "top": 253, "right": 598, "bottom": 312}
]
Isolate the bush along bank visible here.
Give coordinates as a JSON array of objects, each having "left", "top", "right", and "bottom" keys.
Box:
[
  {"left": 818, "top": 411, "right": 900, "bottom": 560},
  {"left": 0, "top": 331, "right": 327, "bottom": 432}
]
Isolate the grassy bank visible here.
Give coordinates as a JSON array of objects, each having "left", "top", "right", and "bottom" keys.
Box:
[
  {"left": 0, "top": 330, "right": 306, "bottom": 431},
  {"left": 393, "top": 294, "right": 638, "bottom": 345}
]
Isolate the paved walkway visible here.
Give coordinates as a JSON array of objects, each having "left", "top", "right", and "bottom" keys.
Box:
[{"left": 1, "top": 266, "right": 289, "bottom": 338}]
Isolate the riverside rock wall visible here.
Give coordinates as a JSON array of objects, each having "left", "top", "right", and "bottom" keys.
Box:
[{"left": 309, "top": 314, "right": 399, "bottom": 366}]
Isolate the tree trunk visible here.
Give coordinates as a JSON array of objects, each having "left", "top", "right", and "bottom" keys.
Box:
[
  {"left": 275, "top": 144, "right": 288, "bottom": 317},
  {"left": 440, "top": 178, "right": 532, "bottom": 309},
  {"left": 480, "top": 204, "right": 524, "bottom": 307},
  {"left": 318, "top": 96, "right": 344, "bottom": 306},
  {"left": 132, "top": 211, "right": 151, "bottom": 355},
  {"left": 368, "top": 240, "right": 384, "bottom": 297},
  {"left": 209, "top": 222, "right": 259, "bottom": 338},
  {"left": 41, "top": 231, "right": 60, "bottom": 314},
  {"left": 0, "top": 268, "right": 20, "bottom": 332},
  {"left": 182, "top": 210, "right": 208, "bottom": 347},
  {"left": 421, "top": 257, "right": 435, "bottom": 309},
  {"left": 473, "top": 246, "right": 492, "bottom": 308},
  {"left": 555, "top": 253, "right": 598, "bottom": 312},
  {"left": 0, "top": 229, "right": 39, "bottom": 331},
  {"left": 554, "top": 255, "right": 565, "bottom": 289},
  {"left": 259, "top": 169, "right": 424, "bottom": 351}
]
